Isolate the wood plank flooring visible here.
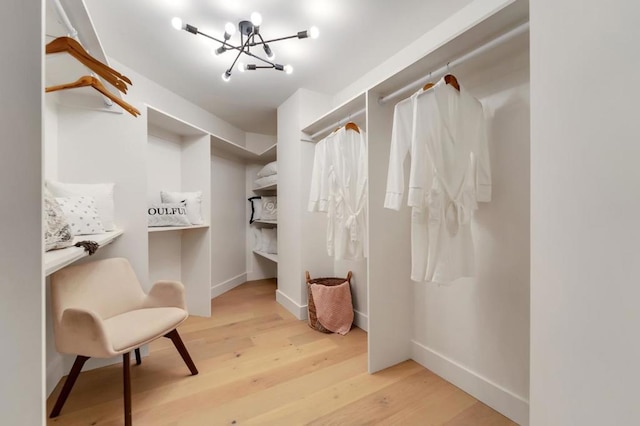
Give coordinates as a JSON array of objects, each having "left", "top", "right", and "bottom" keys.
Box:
[{"left": 47, "top": 279, "right": 517, "bottom": 425}]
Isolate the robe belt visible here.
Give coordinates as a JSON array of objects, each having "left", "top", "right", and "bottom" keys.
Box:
[
  {"left": 335, "top": 195, "right": 363, "bottom": 243},
  {"left": 432, "top": 177, "right": 474, "bottom": 236}
]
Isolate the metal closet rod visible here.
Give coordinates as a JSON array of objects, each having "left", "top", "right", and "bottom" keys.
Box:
[
  {"left": 305, "top": 107, "right": 366, "bottom": 141},
  {"left": 379, "top": 21, "right": 529, "bottom": 105}
]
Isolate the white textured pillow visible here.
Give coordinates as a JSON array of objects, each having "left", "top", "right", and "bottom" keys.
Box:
[
  {"left": 261, "top": 228, "right": 277, "bottom": 254},
  {"left": 47, "top": 180, "right": 115, "bottom": 231},
  {"left": 44, "top": 189, "right": 74, "bottom": 251},
  {"left": 261, "top": 196, "right": 277, "bottom": 221},
  {"left": 161, "top": 190, "right": 203, "bottom": 225},
  {"left": 256, "top": 161, "right": 277, "bottom": 178},
  {"left": 56, "top": 196, "right": 105, "bottom": 236},
  {"left": 148, "top": 202, "right": 191, "bottom": 227},
  {"left": 251, "top": 228, "right": 263, "bottom": 251}
]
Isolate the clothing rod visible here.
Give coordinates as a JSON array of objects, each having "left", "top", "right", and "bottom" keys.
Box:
[
  {"left": 378, "top": 21, "right": 529, "bottom": 105},
  {"left": 308, "top": 107, "right": 366, "bottom": 141},
  {"left": 50, "top": 0, "right": 114, "bottom": 108}
]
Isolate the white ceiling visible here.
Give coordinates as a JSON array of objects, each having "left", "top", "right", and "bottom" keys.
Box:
[{"left": 79, "top": 0, "right": 471, "bottom": 135}]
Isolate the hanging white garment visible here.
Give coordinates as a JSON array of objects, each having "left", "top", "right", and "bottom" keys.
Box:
[
  {"left": 384, "top": 89, "right": 431, "bottom": 280},
  {"left": 308, "top": 127, "right": 368, "bottom": 260},
  {"left": 410, "top": 78, "right": 491, "bottom": 283}
]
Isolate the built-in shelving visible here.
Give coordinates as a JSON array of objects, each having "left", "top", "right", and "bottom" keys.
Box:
[
  {"left": 211, "top": 135, "right": 277, "bottom": 163},
  {"left": 253, "top": 183, "right": 277, "bottom": 192},
  {"left": 253, "top": 250, "right": 278, "bottom": 263},
  {"left": 148, "top": 224, "right": 209, "bottom": 233},
  {"left": 253, "top": 220, "right": 277, "bottom": 226},
  {"left": 301, "top": 93, "right": 367, "bottom": 141},
  {"left": 45, "top": 229, "right": 124, "bottom": 276}
]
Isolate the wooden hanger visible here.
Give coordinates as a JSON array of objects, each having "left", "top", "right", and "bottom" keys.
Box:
[
  {"left": 46, "top": 76, "right": 141, "bottom": 117},
  {"left": 444, "top": 74, "right": 460, "bottom": 91},
  {"left": 46, "top": 37, "right": 132, "bottom": 94},
  {"left": 423, "top": 82, "right": 435, "bottom": 91},
  {"left": 344, "top": 122, "right": 360, "bottom": 133}
]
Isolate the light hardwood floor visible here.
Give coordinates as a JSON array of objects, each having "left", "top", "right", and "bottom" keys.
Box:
[{"left": 47, "top": 279, "right": 517, "bottom": 425}]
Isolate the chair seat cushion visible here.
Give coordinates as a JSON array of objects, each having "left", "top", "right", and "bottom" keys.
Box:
[{"left": 103, "top": 307, "right": 188, "bottom": 353}]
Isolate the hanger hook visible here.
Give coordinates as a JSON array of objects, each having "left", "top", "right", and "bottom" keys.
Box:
[{"left": 446, "top": 62, "right": 451, "bottom": 74}]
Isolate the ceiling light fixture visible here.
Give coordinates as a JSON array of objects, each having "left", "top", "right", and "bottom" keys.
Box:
[{"left": 172, "top": 13, "right": 318, "bottom": 81}]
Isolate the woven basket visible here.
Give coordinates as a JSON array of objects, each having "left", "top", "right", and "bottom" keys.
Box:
[{"left": 305, "top": 270, "right": 352, "bottom": 333}]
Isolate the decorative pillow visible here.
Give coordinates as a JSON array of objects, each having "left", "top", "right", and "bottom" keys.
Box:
[
  {"left": 161, "top": 190, "right": 203, "bottom": 225},
  {"left": 261, "top": 228, "right": 278, "bottom": 254},
  {"left": 44, "top": 189, "right": 74, "bottom": 251},
  {"left": 56, "top": 196, "right": 105, "bottom": 236},
  {"left": 261, "top": 196, "right": 277, "bottom": 221},
  {"left": 148, "top": 202, "right": 191, "bottom": 227},
  {"left": 248, "top": 196, "right": 262, "bottom": 223},
  {"left": 46, "top": 180, "right": 115, "bottom": 231},
  {"left": 256, "top": 161, "right": 277, "bottom": 178}
]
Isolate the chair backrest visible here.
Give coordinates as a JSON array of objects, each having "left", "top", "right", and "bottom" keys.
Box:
[{"left": 51, "top": 258, "right": 147, "bottom": 326}]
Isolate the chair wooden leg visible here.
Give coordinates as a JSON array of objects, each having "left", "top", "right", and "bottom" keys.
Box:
[
  {"left": 164, "top": 329, "right": 198, "bottom": 375},
  {"left": 134, "top": 348, "right": 141, "bottom": 365},
  {"left": 50, "top": 355, "right": 89, "bottom": 418},
  {"left": 123, "top": 352, "right": 132, "bottom": 426}
]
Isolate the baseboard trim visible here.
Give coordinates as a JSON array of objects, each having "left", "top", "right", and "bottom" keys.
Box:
[
  {"left": 411, "top": 340, "right": 529, "bottom": 426},
  {"left": 353, "top": 309, "right": 368, "bottom": 332},
  {"left": 276, "top": 289, "right": 307, "bottom": 320},
  {"left": 211, "top": 272, "right": 248, "bottom": 298}
]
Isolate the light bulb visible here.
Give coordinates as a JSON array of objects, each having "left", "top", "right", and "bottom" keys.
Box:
[
  {"left": 171, "top": 17, "right": 183, "bottom": 31},
  {"left": 239, "top": 62, "right": 246, "bottom": 73},
  {"left": 309, "top": 26, "right": 319, "bottom": 39},
  {"left": 224, "top": 22, "right": 236, "bottom": 36},
  {"left": 284, "top": 65, "right": 293, "bottom": 74},
  {"left": 221, "top": 71, "right": 231, "bottom": 82},
  {"left": 251, "top": 12, "right": 262, "bottom": 26},
  {"left": 213, "top": 46, "right": 225, "bottom": 56},
  {"left": 264, "top": 44, "right": 274, "bottom": 60}
]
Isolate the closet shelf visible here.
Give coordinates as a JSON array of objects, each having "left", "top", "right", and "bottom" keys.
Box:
[
  {"left": 253, "top": 183, "right": 277, "bottom": 191},
  {"left": 45, "top": 229, "right": 124, "bottom": 276},
  {"left": 253, "top": 220, "right": 277, "bottom": 226},
  {"left": 253, "top": 250, "right": 278, "bottom": 263},
  {"left": 148, "top": 224, "right": 210, "bottom": 233},
  {"left": 211, "top": 135, "right": 277, "bottom": 163},
  {"left": 301, "top": 93, "right": 366, "bottom": 140}
]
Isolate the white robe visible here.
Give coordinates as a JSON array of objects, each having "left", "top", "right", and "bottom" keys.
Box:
[
  {"left": 309, "top": 127, "right": 368, "bottom": 260},
  {"left": 384, "top": 77, "right": 491, "bottom": 283},
  {"left": 384, "top": 88, "right": 431, "bottom": 280}
]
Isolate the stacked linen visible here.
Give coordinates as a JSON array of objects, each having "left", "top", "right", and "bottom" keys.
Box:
[{"left": 254, "top": 161, "right": 277, "bottom": 189}]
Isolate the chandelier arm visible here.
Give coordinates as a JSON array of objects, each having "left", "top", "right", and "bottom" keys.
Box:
[
  {"left": 243, "top": 50, "right": 276, "bottom": 66},
  {"left": 249, "top": 34, "right": 299, "bottom": 46},
  {"left": 228, "top": 36, "right": 253, "bottom": 73},
  {"left": 196, "top": 29, "right": 245, "bottom": 54}
]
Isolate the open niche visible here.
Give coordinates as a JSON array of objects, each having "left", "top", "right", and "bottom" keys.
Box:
[{"left": 146, "top": 106, "right": 211, "bottom": 316}]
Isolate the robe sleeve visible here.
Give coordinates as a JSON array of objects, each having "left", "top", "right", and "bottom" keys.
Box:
[
  {"left": 308, "top": 138, "right": 328, "bottom": 212},
  {"left": 475, "top": 108, "right": 492, "bottom": 203},
  {"left": 384, "top": 100, "right": 412, "bottom": 210}
]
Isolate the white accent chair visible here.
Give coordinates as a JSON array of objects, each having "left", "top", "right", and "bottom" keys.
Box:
[{"left": 49, "top": 257, "right": 198, "bottom": 425}]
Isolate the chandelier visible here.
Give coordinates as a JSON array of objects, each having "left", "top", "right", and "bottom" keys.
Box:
[{"left": 171, "top": 12, "right": 319, "bottom": 82}]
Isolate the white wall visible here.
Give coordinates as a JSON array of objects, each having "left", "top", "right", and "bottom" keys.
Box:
[
  {"left": 277, "top": 89, "right": 334, "bottom": 318},
  {"left": 245, "top": 132, "right": 276, "bottom": 153},
  {"left": 0, "top": 1, "right": 44, "bottom": 423},
  {"left": 211, "top": 154, "right": 248, "bottom": 288},
  {"left": 530, "top": 1, "right": 640, "bottom": 424},
  {"left": 44, "top": 95, "right": 59, "bottom": 180},
  {"left": 412, "top": 51, "right": 530, "bottom": 424}
]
